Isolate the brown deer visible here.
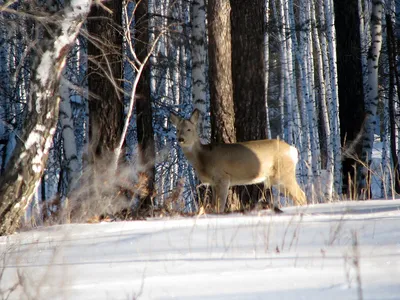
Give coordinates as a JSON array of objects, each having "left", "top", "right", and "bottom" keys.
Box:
[{"left": 170, "top": 109, "right": 306, "bottom": 213}]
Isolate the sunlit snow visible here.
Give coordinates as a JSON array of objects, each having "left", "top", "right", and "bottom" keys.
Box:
[{"left": 1, "top": 200, "right": 399, "bottom": 299}]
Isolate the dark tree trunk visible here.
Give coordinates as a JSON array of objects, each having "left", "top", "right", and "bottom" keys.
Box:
[
  {"left": 208, "top": 0, "right": 236, "bottom": 145},
  {"left": 87, "top": 1, "right": 124, "bottom": 163},
  {"left": 334, "top": 0, "right": 365, "bottom": 195},
  {"left": 135, "top": 1, "right": 155, "bottom": 211},
  {"left": 0, "top": 1, "right": 90, "bottom": 236},
  {"left": 207, "top": 0, "right": 239, "bottom": 212},
  {"left": 386, "top": 15, "right": 400, "bottom": 194},
  {"left": 230, "top": 0, "right": 266, "bottom": 207}
]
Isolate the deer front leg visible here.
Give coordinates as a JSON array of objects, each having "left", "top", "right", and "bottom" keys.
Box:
[{"left": 212, "top": 179, "right": 229, "bottom": 214}]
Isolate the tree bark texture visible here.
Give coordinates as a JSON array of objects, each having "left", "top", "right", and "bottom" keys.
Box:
[
  {"left": 230, "top": 0, "right": 266, "bottom": 207},
  {"left": 386, "top": 15, "right": 400, "bottom": 194},
  {"left": 360, "top": 0, "right": 384, "bottom": 196},
  {"left": 191, "top": 0, "right": 208, "bottom": 141},
  {"left": 334, "top": 0, "right": 365, "bottom": 195},
  {"left": 207, "top": 0, "right": 239, "bottom": 211},
  {"left": 87, "top": 1, "right": 124, "bottom": 162},
  {"left": 0, "top": 0, "right": 91, "bottom": 235},
  {"left": 135, "top": 0, "right": 156, "bottom": 210},
  {"left": 231, "top": 0, "right": 266, "bottom": 142},
  {"left": 208, "top": 0, "right": 236, "bottom": 144}
]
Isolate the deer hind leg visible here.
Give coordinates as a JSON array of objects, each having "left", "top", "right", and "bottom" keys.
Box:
[
  {"left": 263, "top": 179, "right": 280, "bottom": 211},
  {"left": 281, "top": 177, "right": 307, "bottom": 206},
  {"left": 212, "top": 179, "right": 230, "bottom": 213}
]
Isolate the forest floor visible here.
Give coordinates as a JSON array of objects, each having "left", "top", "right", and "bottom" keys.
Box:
[{"left": 1, "top": 200, "right": 400, "bottom": 299}]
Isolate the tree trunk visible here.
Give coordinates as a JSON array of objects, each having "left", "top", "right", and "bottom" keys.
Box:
[
  {"left": 191, "top": 0, "right": 208, "bottom": 141},
  {"left": 360, "top": 0, "right": 384, "bottom": 197},
  {"left": 59, "top": 76, "right": 80, "bottom": 194},
  {"left": 87, "top": 1, "right": 124, "bottom": 168},
  {"left": 323, "top": 0, "right": 342, "bottom": 193},
  {"left": 135, "top": 0, "right": 156, "bottom": 211},
  {"left": 313, "top": 0, "right": 334, "bottom": 201},
  {"left": 386, "top": 15, "right": 400, "bottom": 194},
  {"left": 0, "top": 0, "right": 91, "bottom": 236},
  {"left": 334, "top": 0, "right": 365, "bottom": 196},
  {"left": 231, "top": 0, "right": 266, "bottom": 207},
  {"left": 264, "top": 0, "right": 271, "bottom": 139},
  {"left": 207, "top": 0, "right": 238, "bottom": 211}
]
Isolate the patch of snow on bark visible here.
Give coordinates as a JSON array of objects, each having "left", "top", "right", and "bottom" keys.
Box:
[
  {"left": 25, "top": 130, "right": 42, "bottom": 150},
  {"left": 36, "top": 0, "right": 91, "bottom": 88}
]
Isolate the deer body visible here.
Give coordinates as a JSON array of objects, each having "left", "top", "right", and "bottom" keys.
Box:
[{"left": 170, "top": 110, "right": 306, "bottom": 213}]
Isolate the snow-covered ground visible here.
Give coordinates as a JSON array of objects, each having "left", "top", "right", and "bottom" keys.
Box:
[{"left": 1, "top": 200, "right": 400, "bottom": 300}]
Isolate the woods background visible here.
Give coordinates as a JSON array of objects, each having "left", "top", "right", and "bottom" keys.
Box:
[{"left": 0, "top": 0, "right": 398, "bottom": 234}]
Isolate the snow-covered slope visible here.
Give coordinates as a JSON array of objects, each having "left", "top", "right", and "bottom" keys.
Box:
[{"left": 1, "top": 200, "right": 400, "bottom": 299}]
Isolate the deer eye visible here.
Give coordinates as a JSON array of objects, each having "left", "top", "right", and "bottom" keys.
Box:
[{"left": 187, "top": 128, "right": 191, "bottom": 132}]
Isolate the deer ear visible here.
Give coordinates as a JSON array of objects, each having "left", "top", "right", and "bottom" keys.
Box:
[
  {"left": 170, "top": 111, "right": 181, "bottom": 126},
  {"left": 190, "top": 109, "right": 200, "bottom": 124}
]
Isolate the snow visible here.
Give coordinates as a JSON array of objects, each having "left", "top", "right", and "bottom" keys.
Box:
[
  {"left": 1, "top": 200, "right": 400, "bottom": 299},
  {"left": 36, "top": 0, "right": 91, "bottom": 89}
]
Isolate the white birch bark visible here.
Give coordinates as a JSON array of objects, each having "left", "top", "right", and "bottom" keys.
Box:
[
  {"left": 191, "top": 0, "right": 208, "bottom": 140},
  {"left": 288, "top": 0, "right": 309, "bottom": 184},
  {"left": 281, "top": 0, "right": 295, "bottom": 145},
  {"left": 305, "top": 0, "right": 321, "bottom": 184},
  {"left": 0, "top": 0, "right": 91, "bottom": 235},
  {"left": 272, "top": 1, "right": 287, "bottom": 139},
  {"left": 264, "top": 0, "right": 271, "bottom": 139},
  {"left": 325, "top": 0, "right": 342, "bottom": 193},
  {"left": 315, "top": 0, "right": 334, "bottom": 201},
  {"left": 359, "top": 0, "right": 370, "bottom": 99},
  {"left": 395, "top": 1, "right": 400, "bottom": 159},
  {"left": 381, "top": 89, "right": 390, "bottom": 198},
  {"left": 361, "top": 0, "right": 384, "bottom": 192},
  {"left": 59, "top": 76, "right": 81, "bottom": 193}
]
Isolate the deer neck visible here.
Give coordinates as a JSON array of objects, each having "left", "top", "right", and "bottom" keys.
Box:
[
  {"left": 181, "top": 139, "right": 202, "bottom": 156},
  {"left": 181, "top": 139, "right": 206, "bottom": 166}
]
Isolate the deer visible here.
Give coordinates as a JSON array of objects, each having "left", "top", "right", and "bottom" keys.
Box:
[{"left": 170, "top": 109, "right": 307, "bottom": 213}]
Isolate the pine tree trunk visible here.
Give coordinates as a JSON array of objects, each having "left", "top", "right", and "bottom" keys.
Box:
[
  {"left": 0, "top": 0, "right": 91, "bottom": 236},
  {"left": 207, "top": 0, "right": 239, "bottom": 211},
  {"left": 231, "top": 0, "right": 266, "bottom": 207}
]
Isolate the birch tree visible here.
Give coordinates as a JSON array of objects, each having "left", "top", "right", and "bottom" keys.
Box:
[
  {"left": 289, "top": 0, "right": 313, "bottom": 186},
  {"left": 325, "top": 0, "right": 342, "bottom": 193},
  {"left": 59, "top": 76, "right": 80, "bottom": 194},
  {"left": 361, "top": 0, "right": 384, "bottom": 196},
  {"left": 264, "top": 0, "right": 271, "bottom": 139},
  {"left": 386, "top": 12, "right": 400, "bottom": 195},
  {"left": 314, "top": 0, "right": 334, "bottom": 200},
  {"left": 272, "top": 0, "right": 290, "bottom": 141},
  {"left": 191, "top": 0, "right": 208, "bottom": 138},
  {"left": 0, "top": 0, "right": 91, "bottom": 235}
]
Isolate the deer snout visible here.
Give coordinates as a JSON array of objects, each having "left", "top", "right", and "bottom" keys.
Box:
[{"left": 178, "top": 137, "right": 185, "bottom": 143}]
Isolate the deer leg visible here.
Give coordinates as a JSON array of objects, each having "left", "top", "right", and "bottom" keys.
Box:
[
  {"left": 282, "top": 178, "right": 307, "bottom": 206},
  {"left": 291, "top": 184, "right": 307, "bottom": 205},
  {"left": 212, "top": 180, "right": 229, "bottom": 213},
  {"left": 263, "top": 179, "right": 283, "bottom": 213}
]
